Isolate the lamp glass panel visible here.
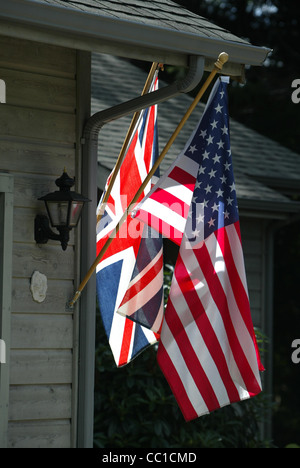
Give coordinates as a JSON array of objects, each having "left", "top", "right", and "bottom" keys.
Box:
[
  {"left": 69, "top": 202, "right": 84, "bottom": 227},
  {"left": 46, "top": 201, "right": 69, "bottom": 227}
]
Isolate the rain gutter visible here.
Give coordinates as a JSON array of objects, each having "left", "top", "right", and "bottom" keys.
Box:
[{"left": 77, "top": 55, "right": 205, "bottom": 448}]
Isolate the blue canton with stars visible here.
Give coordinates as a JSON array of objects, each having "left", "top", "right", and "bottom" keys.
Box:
[{"left": 185, "top": 78, "right": 239, "bottom": 245}]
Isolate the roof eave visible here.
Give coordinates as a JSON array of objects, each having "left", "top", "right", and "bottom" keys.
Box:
[
  {"left": 239, "top": 198, "right": 300, "bottom": 220},
  {"left": 0, "top": 0, "right": 271, "bottom": 67}
]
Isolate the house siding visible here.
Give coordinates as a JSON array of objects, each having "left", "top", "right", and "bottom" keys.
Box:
[
  {"left": 240, "top": 218, "right": 263, "bottom": 327},
  {"left": 0, "top": 36, "right": 80, "bottom": 448},
  {"left": 240, "top": 217, "right": 269, "bottom": 331}
]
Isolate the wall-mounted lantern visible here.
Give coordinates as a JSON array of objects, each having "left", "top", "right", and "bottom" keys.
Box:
[{"left": 35, "top": 170, "right": 90, "bottom": 251}]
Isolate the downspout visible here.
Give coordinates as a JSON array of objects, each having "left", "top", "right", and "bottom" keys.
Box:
[{"left": 77, "top": 55, "right": 205, "bottom": 448}]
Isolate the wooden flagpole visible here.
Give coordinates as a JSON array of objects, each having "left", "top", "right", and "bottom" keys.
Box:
[
  {"left": 96, "top": 61, "right": 160, "bottom": 225},
  {"left": 68, "top": 52, "right": 229, "bottom": 308}
]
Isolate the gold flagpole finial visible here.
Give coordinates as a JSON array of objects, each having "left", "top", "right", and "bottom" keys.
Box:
[{"left": 214, "top": 52, "right": 229, "bottom": 70}]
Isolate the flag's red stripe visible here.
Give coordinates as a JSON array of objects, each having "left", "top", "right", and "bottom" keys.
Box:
[
  {"left": 118, "top": 318, "right": 134, "bottom": 366},
  {"left": 164, "top": 298, "right": 221, "bottom": 413},
  {"left": 216, "top": 225, "right": 264, "bottom": 371},
  {"left": 174, "top": 254, "right": 241, "bottom": 404},
  {"left": 144, "top": 106, "right": 155, "bottom": 173},
  {"left": 234, "top": 220, "right": 242, "bottom": 243},
  {"left": 168, "top": 166, "right": 197, "bottom": 190},
  {"left": 157, "top": 342, "right": 198, "bottom": 422},
  {"left": 194, "top": 241, "right": 262, "bottom": 395},
  {"left": 216, "top": 226, "right": 257, "bottom": 339},
  {"left": 150, "top": 188, "right": 190, "bottom": 219},
  {"left": 137, "top": 209, "right": 183, "bottom": 245},
  {"left": 119, "top": 133, "right": 143, "bottom": 209},
  {"left": 121, "top": 253, "right": 163, "bottom": 305}
]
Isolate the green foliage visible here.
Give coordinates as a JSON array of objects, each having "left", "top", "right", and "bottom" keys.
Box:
[
  {"left": 94, "top": 317, "right": 274, "bottom": 448},
  {"left": 94, "top": 265, "right": 274, "bottom": 448},
  {"left": 272, "top": 221, "right": 300, "bottom": 447},
  {"left": 170, "top": 0, "right": 300, "bottom": 154}
]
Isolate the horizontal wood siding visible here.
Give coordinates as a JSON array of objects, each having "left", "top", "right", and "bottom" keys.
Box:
[
  {"left": 0, "top": 36, "right": 79, "bottom": 448},
  {"left": 239, "top": 217, "right": 265, "bottom": 328}
]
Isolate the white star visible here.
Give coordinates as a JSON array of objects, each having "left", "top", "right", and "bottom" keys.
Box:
[
  {"left": 208, "top": 217, "right": 215, "bottom": 228},
  {"left": 213, "top": 154, "right": 221, "bottom": 164},
  {"left": 208, "top": 168, "right": 217, "bottom": 178},
  {"left": 221, "top": 125, "right": 228, "bottom": 135},
  {"left": 206, "top": 135, "right": 214, "bottom": 145},
  {"left": 226, "top": 196, "right": 234, "bottom": 205},
  {"left": 217, "top": 140, "right": 225, "bottom": 149},
  {"left": 216, "top": 188, "right": 224, "bottom": 198},
  {"left": 224, "top": 210, "right": 230, "bottom": 219},
  {"left": 202, "top": 150, "right": 210, "bottom": 160},
  {"left": 212, "top": 202, "right": 219, "bottom": 212},
  {"left": 191, "top": 229, "right": 200, "bottom": 237},
  {"left": 224, "top": 161, "right": 231, "bottom": 171},
  {"left": 219, "top": 90, "right": 225, "bottom": 99},
  {"left": 220, "top": 175, "right": 227, "bottom": 184},
  {"left": 210, "top": 119, "right": 218, "bottom": 129},
  {"left": 204, "top": 184, "right": 212, "bottom": 194},
  {"left": 200, "top": 129, "right": 207, "bottom": 138},
  {"left": 198, "top": 165, "right": 206, "bottom": 175},
  {"left": 196, "top": 213, "right": 204, "bottom": 223},
  {"left": 195, "top": 180, "right": 202, "bottom": 189},
  {"left": 215, "top": 104, "right": 223, "bottom": 113},
  {"left": 189, "top": 145, "right": 197, "bottom": 154},
  {"left": 230, "top": 182, "right": 236, "bottom": 192}
]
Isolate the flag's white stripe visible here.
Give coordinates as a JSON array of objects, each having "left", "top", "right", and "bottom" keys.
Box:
[
  {"left": 151, "top": 296, "right": 164, "bottom": 333},
  {"left": 174, "top": 154, "right": 199, "bottom": 177},
  {"left": 210, "top": 233, "right": 262, "bottom": 388},
  {"left": 135, "top": 142, "right": 148, "bottom": 186},
  {"left": 226, "top": 224, "right": 249, "bottom": 297},
  {"left": 180, "top": 242, "right": 249, "bottom": 400},
  {"left": 203, "top": 233, "right": 261, "bottom": 390},
  {"left": 136, "top": 153, "right": 199, "bottom": 210},
  {"left": 97, "top": 246, "right": 137, "bottom": 316},
  {"left": 158, "top": 176, "right": 194, "bottom": 206},
  {"left": 109, "top": 311, "right": 128, "bottom": 365},
  {"left": 96, "top": 212, "right": 118, "bottom": 240},
  {"left": 160, "top": 320, "right": 209, "bottom": 417},
  {"left": 110, "top": 312, "right": 159, "bottom": 366},
  {"left": 134, "top": 84, "right": 158, "bottom": 189},
  {"left": 111, "top": 171, "right": 124, "bottom": 219},
  {"left": 171, "top": 274, "right": 231, "bottom": 408},
  {"left": 121, "top": 248, "right": 163, "bottom": 290},
  {"left": 118, "top": 267, "right": 163, "bottom": 318},
  {"left": 139, "top": 198, "right": 187, "bottom": 233},
  {"left": 109, "top": 299, "right": 159, "bottom": 366}
]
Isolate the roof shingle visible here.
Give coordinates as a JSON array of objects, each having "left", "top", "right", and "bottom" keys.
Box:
[
  {"left": 36, "top": 0, "right": 250, "bottom": 44},
  {"left": 92, "top": 53, "right": 300, "bottom": 211}
]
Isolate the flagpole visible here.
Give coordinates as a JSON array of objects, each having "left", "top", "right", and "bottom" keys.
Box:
[
  {"left": 68, "top": 52, "right": 229, "bottom": 308},
  {"left": 96, "top": 61, "right": 160, "bottom": 225}
]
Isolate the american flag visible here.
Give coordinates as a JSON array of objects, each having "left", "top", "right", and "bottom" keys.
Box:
[
  {"left": 137, "top": 77, "right": 264, "bottom": 420},
  {"left": 134, "top": 118, "right": 200, "bottom": 245},
  {"left": 96, "top": 74, "right": 164, "bottom": 367}
]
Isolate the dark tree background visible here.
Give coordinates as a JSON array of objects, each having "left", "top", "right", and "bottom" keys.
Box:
[{"left": 173, "top": 0, "right": 300, "bottom": 153}]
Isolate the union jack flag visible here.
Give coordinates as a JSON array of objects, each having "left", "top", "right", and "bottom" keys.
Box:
[{"left": 96, "top": 75, "right": 164, "bottom": 367}]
